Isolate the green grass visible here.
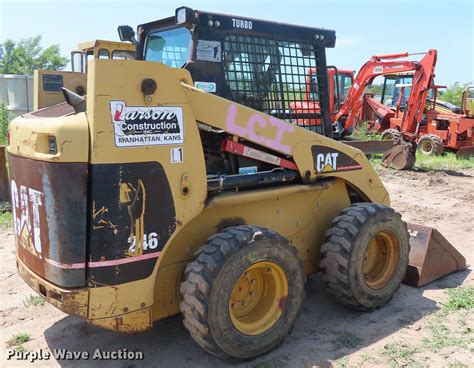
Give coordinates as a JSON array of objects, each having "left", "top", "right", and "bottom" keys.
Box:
[
  {"left": 0, "top": 101, "right": 12, "bottom": 145},
  {"left": 0, "top": 211, "right": 12, "bottom": 227},
  {"left": 352, "top": 121, "right": 382, "bottom": 141},
  {"left": 335, "top": 356, "right": 349, "bottom": 368},
  {"left": 442, "top": 286, "right": 474, "bottom": 311},
  {"left": 421, "top": 321, "right": 469, "bottom": 352},
  {"left": 332, "top": 332, "right": 363, "bottom": 350},
  {"left": 23, "top": 294, "right": 45, "bottom": 307},
  {"left": 15, "top": 344, "right": 26, "bottom": 352},
  {"left": 382, "top": 342, "right": 419, "bottom": 367},
  {"left": 415, "top": 151, "right": 474, "bottom": 171},
  {"left": 7, "top": 333, "right": 30, "bottom": 347},
  {"left": 449, "top": 361, "right": 469, "bottom": 368},
  {"left": 420, "top": 287, "right": 474, "bottom": 353},
  {"left": 369, "top": 151, "right": 474, "bottom": 171}
]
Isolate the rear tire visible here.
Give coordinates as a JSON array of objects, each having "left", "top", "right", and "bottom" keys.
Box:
[
  {"left": 320, "top": 203, "right": 409, "bottom": 311},
  {"left": 180, "top": 226, "right": 305, "bottom": 359},
  {"left": 417, "top": 134, "right": 444, "bottom": 155},
  {"left": 381, "top": 128, "right": 401, "bottom": 141}
]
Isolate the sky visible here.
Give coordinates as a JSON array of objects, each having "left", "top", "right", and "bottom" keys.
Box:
[{"left": 1, "top": 0, "right": 473, "bottom": 86}]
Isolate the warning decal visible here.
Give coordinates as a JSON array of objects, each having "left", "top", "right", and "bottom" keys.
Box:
[{"left": 196, "top": 40, "right": 221, "bottom": 62}]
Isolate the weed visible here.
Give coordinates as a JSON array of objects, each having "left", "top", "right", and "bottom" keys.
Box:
[
  {"left": 335, "top": 356, "right": 349, "bottom": 368},
  {"left": 0, "top": 211, "right": 13, "bottom": 227},
  {"left": 382, "top": 341, "right": 418, "bottom": 367},
  {"left": 7, "top": 333, "right": 30, "bottom": 347},
  {"left": 369, "top": 154, "right": 383, "bottom": 168},
  {"left": 421, "top": 321, "right": 467, "bottom": 352},
  {"left": 15, "top": 344, "right": 26, "bottom": 353},
  {"left": 352, "top": 121, "right": 382, "bottom": 141},
  {"left": 441, "top": 286, "right": 474, "bottom": 311},
  {"left": 449, "top": 361, "right": 469, "bottom": 368},
  {"left": 0, "top": 101, "right": 12, "bottom": 145},
  {"left": 23, "top": 294, "right": 45, "bottom": 307},
  {"left": 358, "top": 353, "right": 380, "bottom": 366},
  {"left": 332, "top": 332, "right": 363, "bottom": 350}
]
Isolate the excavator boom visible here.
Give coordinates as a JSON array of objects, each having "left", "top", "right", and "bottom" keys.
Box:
[{"left": 336, "top": 49, "right": 437, "bottom": 132}]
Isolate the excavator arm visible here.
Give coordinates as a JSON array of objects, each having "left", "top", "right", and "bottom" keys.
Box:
[
  {"left": 398, "top": 50, "right": 437, "bottom": 140},
  {"left": 335, "top": 50, "right": 437, "bottom": 133}
]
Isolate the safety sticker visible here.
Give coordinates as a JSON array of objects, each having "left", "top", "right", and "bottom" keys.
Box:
[
  {"left": 374, "top": 66, "right": 383, "bottom": 73},
  {"left": 239, "top": 166, "right": 257, "bottom": 174},
  {"left": 110, "top": 101, "right": 184, "bottom": 147},
  {"left": 195, "top": 81, "right": 217, "bottom": 93},
  {"left": 196, "top": 40, "right": 221, "bottom": 62},
  {"left": 171, "top": 147, "right": 184, "bottom": 163}
]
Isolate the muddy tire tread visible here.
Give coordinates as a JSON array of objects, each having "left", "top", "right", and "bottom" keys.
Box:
[
  {"left": 179, "top": 225, "right": 304, "bottom": 359},
  {"left": 320, "top": 203, "right": 409, "bottom": 311}
]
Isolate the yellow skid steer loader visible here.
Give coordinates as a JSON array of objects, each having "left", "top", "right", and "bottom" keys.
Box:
[{"left": 7, "top": 7, "right": 465, "bottom": 360}]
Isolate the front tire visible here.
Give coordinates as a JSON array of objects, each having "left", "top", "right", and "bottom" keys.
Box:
[
  {"left": 418, "top": 134, "right": 444, "bottom": 155},
  {"left": 180, "top": 226, "right": 305, "bottom": 359},
  {"left": 381, "top": 128, "right": 401, "bottom": 141},
  {"left": 320, "top": 203, "right": 409, "bottom": 311}
]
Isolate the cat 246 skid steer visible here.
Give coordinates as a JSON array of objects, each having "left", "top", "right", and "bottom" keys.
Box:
[{"left": 7, "top": 7, "right": 465, "bottom": 360}]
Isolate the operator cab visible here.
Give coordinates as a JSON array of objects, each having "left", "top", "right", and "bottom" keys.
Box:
[
  {"left": 381, "top": 74, "right": 413, "bottom": 110},
  {"left": 118, "top": 6, "right": 337, "bottom": 137},
  {"left": 71, "top": 40, "right": 135, "bottom": 73}
]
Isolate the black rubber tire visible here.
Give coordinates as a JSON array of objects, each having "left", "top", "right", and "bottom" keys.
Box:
[
  {"left": 179, "top": 226, "right": 305, "bottom": 360},
  {"left": 320, "top": 203, "right": 409, "bottom": 311},
  {"left": 417, "top": 134, "right": 444, "bottom": 156},
  {"left": 381, "top": 128, "right": 402, "bottom": 141}
]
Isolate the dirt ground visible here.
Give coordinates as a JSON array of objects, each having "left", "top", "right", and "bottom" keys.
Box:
[{"left": 1, "top": 167, "right": 473, "bottom": 367}]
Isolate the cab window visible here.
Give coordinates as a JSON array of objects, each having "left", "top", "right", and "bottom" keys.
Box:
[{"left": 144, "top": 27, "right": 191, "bottom": 67}]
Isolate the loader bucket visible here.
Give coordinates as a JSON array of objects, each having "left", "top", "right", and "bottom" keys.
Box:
[
  {"left": 381, "top": 140, "right": 416, "bottom": 170},
  {"left": 403, "top": 223, "right": 467, "bottom": 287},
  {"left": 456, "top": 146, "right": 474, "bottom": 159}
]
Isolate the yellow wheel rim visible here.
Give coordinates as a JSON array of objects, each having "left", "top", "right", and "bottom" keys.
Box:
[
  {"left": 229, "top": 261, "right": 288, "bottom": 335},
  {"left": 362, "top": 230, "right": 400, "bottom": 289},
  {"left": 420, "top": 140, "right": 433, "bottom": 154}
]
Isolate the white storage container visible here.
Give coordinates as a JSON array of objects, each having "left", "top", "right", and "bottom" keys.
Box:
[
  {"left": 4, "top": 74, "right": 34, "bottom": 113},
  {"left": 0, "top": 74, "right": 8, "bottom": 104}
]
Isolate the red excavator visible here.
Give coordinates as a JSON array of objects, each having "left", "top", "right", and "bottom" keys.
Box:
[
  {"left": 334, "top": 50, "right": 439, "bottom": 168},
  {"left": 291, "top": 51, "right": 438, "bottom": 168},
  {"left": 339, "top": 51, "right": 473, "bottom": 159},
  {"left": 290, "top": 67, "right": 354, "bottom": 126},
  {"left": 360, "top": 77, "right": 474, "bottom": 158}
]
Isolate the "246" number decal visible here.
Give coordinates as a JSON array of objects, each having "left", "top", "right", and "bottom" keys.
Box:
[{"left": 127, "top": 232, "right": 159, "bottom": 253}]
